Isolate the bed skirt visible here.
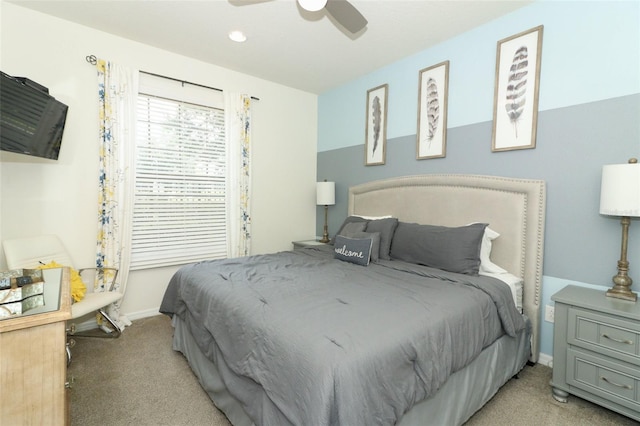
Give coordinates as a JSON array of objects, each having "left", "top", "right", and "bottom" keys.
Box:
[{"left": 171, "top": 315, "right": 531, "bottom": 426}]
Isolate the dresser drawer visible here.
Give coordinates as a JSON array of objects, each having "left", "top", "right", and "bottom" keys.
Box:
[
  {"left": 567, "top": 348, "right": 640, "bottom": 412},
  {"left": 568, "top": 306, "right": 640, "bottom": 365}
]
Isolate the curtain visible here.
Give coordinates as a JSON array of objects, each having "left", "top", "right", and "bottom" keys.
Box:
[
  {"left": 95, "top": 59, "right": 137, "bottom": 331},
  {"left": 225, "top": 93, "right": 252, "bottom": 258}
]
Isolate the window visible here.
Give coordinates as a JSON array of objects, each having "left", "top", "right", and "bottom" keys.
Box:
[{"left": 131, "top": 74, "right": 227, "bottom": 270}]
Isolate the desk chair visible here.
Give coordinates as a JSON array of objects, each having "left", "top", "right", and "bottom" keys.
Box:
[{"left": 3, "top": 235, "right": 123, "bottom": 341}]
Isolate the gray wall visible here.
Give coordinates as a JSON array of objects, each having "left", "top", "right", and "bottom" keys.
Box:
[{"left": 318, "top": 94, "right": 640, "bottom": 288}]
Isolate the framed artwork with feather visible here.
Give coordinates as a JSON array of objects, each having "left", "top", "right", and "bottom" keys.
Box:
[
  {"left": 492, "top": 25, "right": 544, "bottom": 152},
  {"left": 365, "top": 84, "right": 388, "bottom": 166},
  {"left": 417, "top": 60, "right": 449, "bottom": 159}
]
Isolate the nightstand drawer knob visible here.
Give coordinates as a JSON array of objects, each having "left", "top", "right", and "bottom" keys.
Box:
[
  {"left": 601, "top": 376, "right": 633, "bottom": 390},
  {"left": 602, "top": 333, "right": 633, "bottom": 345}
]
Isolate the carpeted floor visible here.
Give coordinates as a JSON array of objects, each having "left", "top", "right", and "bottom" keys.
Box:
[{"left": 68, "top": 315, "right": 638, "bottom": 426}]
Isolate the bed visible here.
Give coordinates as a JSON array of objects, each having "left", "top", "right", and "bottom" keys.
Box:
[{"left": 160, "top": 174, "right": 546, "bottom": 426}]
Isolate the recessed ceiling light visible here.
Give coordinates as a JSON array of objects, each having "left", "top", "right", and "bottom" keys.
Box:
[{"left": 228, "top": 30, "right": 247, "bottom": 43}]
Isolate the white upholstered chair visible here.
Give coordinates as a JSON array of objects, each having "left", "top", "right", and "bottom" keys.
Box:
[{"left": 3, "top": 235, "right": 123, "bottom": 339}]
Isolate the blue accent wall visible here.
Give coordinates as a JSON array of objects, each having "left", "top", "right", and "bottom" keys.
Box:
[
  {"left": 316, "top": 1, "right": 640, "bottom": 359},
  {"left": 319, "top": 1, "right": 639, "bottom": 152}
]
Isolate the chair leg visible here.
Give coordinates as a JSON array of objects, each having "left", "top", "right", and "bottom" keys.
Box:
[
  {"left": 97, "top": 308, "right": 122, "bottom": 338},
  {"left": 66, "top": 340, "right": 73, "bottom": 367},
  {"left": 71, "top": 309, "right": 122, "bottom": 339}
]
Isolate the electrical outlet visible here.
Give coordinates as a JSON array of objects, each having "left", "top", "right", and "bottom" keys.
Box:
[{"left": 545, "top": 305, "right": 555, "bottom": 323}]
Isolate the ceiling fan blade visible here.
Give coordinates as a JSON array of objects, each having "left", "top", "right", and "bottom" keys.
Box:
[{"left": 325, "top": 0, "right": 367, "bottom": 33}]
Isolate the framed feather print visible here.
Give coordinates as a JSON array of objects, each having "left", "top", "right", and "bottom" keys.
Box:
[
  {"left": 417, "top": 60, "right": 449, "bottom": 159},
  {"left": 492, "top": 25, "right": 543, "bottom": 152},
  {"left": 365, "top": 84, "right": 388, "bottom": 166}
]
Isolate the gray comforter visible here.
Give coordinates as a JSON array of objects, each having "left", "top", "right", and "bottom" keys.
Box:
[{"left": 160, "top": 245, "right": 526, "bottom": 426}]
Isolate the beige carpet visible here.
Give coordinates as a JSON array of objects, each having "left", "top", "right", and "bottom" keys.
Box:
[{"left": 68, "top": 315, "right": 638, "bottom": 426}]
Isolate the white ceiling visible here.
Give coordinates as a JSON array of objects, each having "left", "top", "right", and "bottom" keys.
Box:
[{"left": 9, "top": 0, "right": 533, "bottom": 94}]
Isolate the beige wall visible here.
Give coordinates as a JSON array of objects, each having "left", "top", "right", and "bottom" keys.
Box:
[{"left": 0, "top": 3, "right": 318, "bottom": 319}]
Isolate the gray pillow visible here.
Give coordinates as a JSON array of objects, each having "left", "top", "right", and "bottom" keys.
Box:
[
  {"left": 350, "top": 231, "right": 381, "bottom": 263},
  {"left": 334, "top": 235, "right": 372, "bottom": 266},
  {"left": 365, "top": 218, "right": 399, "bottom": 260},
  {"left": 331, "top": 216, "right": 369, "bottom": 244},
  {"left": 389, "top": 222, "right": 487, "bottom": 275},
  {"left": 339, "top": 221, "right": 367, "bottom": 237}
]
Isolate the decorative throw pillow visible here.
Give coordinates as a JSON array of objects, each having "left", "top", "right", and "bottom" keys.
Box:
[
  {"left": 364, "top": 217, "right": 399, "bottom": 260},
  {"left": 38, "top": 260, "right": 87, "bottom": 302},
  {"left": 334, "top": 235, "right": 373, "bottom": 266},
  {"left": 350, "top": 231, "right": 381, "bottom": 263},
  {"left": 390, "top": 222, "right": 487, "bottom": 275}
]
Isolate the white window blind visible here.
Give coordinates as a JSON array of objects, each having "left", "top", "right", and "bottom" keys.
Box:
[{"left": 131, "top": 75, "right": 227, "bottom": 270}]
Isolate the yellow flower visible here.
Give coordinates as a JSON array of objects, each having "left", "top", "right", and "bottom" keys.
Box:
[{"left": 38, "top": 261, "right": 87, "bottom": 302}]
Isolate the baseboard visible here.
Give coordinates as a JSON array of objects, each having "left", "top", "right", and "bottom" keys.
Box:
[
  {"left": 538, "top": 352, "right": 553, "bottom": 368},
  {"left": 70, "top": 308, "right": 161, "bottom": 332},
  {"left": 124, "top": 308, "right": 162, "bottom": 322}
]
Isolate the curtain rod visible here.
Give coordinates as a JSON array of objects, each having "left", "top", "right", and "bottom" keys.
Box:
[{"left": 85, "top": 55, "right": 259, "bottom": 101}]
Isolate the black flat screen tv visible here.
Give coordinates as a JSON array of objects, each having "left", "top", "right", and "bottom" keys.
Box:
[{"left": 0, "top": 71, "right": 69, "bottom": 160}]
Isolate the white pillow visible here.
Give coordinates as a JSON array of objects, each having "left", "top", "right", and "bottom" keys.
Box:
[
  {"left": 469, "top": 224, "right": 521, "bottom": 311},
  {"left": 478, "top": 226, "right": 508, "bottom": 274},
  {"left": 354, "top": 214, "right": 393, "bottom": 220}
]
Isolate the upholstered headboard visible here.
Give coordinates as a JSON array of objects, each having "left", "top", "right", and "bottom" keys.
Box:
[{"left": 348, "top": 174, "right": 546, "bottom": 362}]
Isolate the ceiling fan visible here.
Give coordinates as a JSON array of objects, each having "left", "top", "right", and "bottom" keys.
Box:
[
  {"left": 231, "top": 0, "right": 368, "bottom": 34},
  {"left": 298, "top": 0, "right": 368, "bottom": 34}
]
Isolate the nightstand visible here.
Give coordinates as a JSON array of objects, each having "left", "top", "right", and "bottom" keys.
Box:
[
  {"left": 292, "top": 239, "right": 327, "bottom": 250},
  {"left": 551, "top": 285, "right": 640, "bottom": 421}
]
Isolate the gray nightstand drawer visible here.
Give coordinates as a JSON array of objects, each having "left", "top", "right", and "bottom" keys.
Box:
[
  {"left": 567, "top": 347, "right": 640, "bottom": 411},
  {"left": 552, "top": 285, "right": 640, "bottom": 421},
  {"left": 568, "top": 306, "right": 640, "bottom": 365}
]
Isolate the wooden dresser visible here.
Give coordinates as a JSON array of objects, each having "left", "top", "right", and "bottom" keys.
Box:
[
  {"left": 0, "top": 267, "right": 71, "bottom": 425},
  {"left": 551, "top": 284, "right": 640, "bottom": 422}
]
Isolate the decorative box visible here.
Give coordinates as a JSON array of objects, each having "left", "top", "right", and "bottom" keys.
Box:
[{"left": 0, "top": 269, "right": 45, "bottom": 318}]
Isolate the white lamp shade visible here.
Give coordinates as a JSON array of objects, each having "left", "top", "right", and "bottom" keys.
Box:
[
  {"left": 298, "top": 0, "right": 327, "bottom": 12},
  {"left": 316, "top": 181, "right": 335, "bottom": 205},
  {"left": 600, "top": 163, "right": 640, "bottom": 217}
]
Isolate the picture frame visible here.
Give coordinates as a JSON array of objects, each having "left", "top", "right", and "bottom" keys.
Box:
[
  {"left": 365, "top": 84, "right": 388, "bottom": 166},
  {"left": 417, "top": 60, "right": 449, "bottom": 159},
  {"left": 491, "top": 25, "right": 544, "bottom": 152}
]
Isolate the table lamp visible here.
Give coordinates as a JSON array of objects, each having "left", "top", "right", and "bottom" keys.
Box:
[
  {"left": 317, "top": 180, "right": 335, "bottom": 243},
  {"left": 599, "top": 158, "right": 640, "bottom": 301}
]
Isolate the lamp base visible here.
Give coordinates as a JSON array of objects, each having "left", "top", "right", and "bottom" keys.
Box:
[
  {"left": 320, "top": 204, "right": 330, "bottom": 244},
  {"left": 606, "top": 287, "right": 637, "bottom": 302},
  {"left": 605, "top": 216, "right": 637, "bottom": 302}
]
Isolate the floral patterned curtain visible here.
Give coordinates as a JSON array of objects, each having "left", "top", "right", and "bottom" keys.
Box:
[
  {"left": 95, "top": 59, "right": 136, "bottom": 331},
  {"left": 225, "top": 93, "right": 252, "bottom": 258}
]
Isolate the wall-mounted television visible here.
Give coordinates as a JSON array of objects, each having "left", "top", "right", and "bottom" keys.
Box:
[{"left": 0, "top": 71, "right": 69, "bottom": 160}]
